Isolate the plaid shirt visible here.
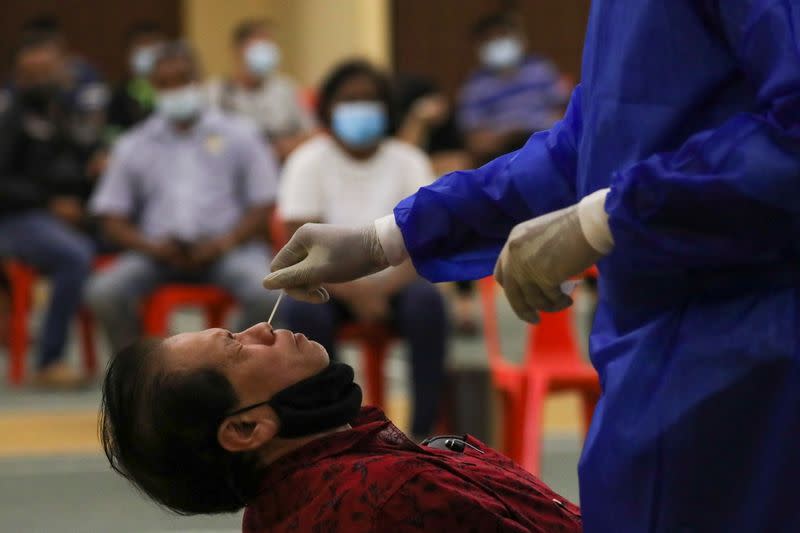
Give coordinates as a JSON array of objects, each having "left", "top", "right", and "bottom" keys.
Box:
[{"left": 243, "top": 407, "right": 581, "bottom": 532}]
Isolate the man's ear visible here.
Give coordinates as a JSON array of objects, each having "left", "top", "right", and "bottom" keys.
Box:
[{"left": 218, "top": 408, "right": 280, "bottom": 453}]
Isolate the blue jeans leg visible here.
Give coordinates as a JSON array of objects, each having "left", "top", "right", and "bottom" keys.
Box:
[
  {"left": 392, "top": 280, "right": 449, "bottom": 437},
  {"left": 0, "top": 211, "right": 93, "bottom": 369}
]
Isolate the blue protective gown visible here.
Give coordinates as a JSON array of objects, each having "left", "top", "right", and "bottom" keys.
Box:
[{"left": 394, "top": 2, "right": 800, "bottom": 531}]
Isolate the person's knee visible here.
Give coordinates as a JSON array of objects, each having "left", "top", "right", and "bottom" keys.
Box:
[
  {"left": 237, "top": 290, "right": 278, "bottom": 321},
  {"left": 54, "top": 233, "right": 94, "bottom": 280},
  {"left": 401, "top": 282, "right": 447, "bottom": 318},
  {"left": 284, "top": 297, "right": 335, "bottom": 330},
  {"left": 84, "top": 272, "right": 126, "bottom": 315},
  {"left": 84, "top": 276, "right": 109, "bottom": 313}
]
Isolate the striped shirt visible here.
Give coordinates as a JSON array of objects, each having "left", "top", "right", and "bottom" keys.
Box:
[{"left": 457, "top": 56, "right": 568, "bottom": 134}]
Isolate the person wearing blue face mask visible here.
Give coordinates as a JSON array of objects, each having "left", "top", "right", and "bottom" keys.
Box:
[
  {"left": 207, "top": 19, "right": 314, "bottom": 162},
  {"left": 278, "top": 60, "right": 448, "bottom": 441},
  {"left": 458, "top": 12, "right": 569, "bottom": 166},
  {"left": 107, "top": 22, "right": 166, "bottom": 135}
]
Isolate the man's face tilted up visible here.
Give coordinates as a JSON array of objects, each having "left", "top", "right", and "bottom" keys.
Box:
[
  {"left": 100, "top": 323, "right": 361, "bottom": 515},
  {"left": 164, "top": 324, "right": 330, "bottom": 414}
]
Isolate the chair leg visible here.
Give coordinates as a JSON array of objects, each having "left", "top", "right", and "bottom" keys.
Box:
[
  {"left": 8, "top": 267, "right": 33, "bottom": 386},
  {"left": 520, "top": 376, "right": 548, "bottom": 475},
  {"left": 503, "top": 386, "right": 527, "bottom": 464},
  {"left": 143, "top": 300, "right": 170, "bottom": 337},
  {"left": 78, "top": 308, "right": 97, "bottom": 377},
  {"left": 363, "top": 341, "right": 388, "bottom": 408}
]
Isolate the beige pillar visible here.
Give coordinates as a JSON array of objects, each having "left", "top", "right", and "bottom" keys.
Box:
[
  {"left": 280, "top": 0, "right": 392, "bottom": 86},
  {"left": 183, "top": 0, "right": 283, "bottom": 78},
  {"left": 183, "top": 0, "right": 391, "bottom": 86}
]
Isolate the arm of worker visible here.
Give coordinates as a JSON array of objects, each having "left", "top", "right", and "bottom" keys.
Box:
[
  {"left": 263, "top": 88, "right": 583, "bottom": 299},
  {"left": 605, "top": 2, "right": 800, "bottom": 272},
  {"left": 391, "top": 85, "right": 584, "bottom": 282}
]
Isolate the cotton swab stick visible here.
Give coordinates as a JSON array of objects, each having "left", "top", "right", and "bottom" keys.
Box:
[{"left": 267, "top": 291, "right": 284, "bottom": 326}]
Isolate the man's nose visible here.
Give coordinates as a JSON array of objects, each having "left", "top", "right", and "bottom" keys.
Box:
[{"left": 235, "top": 322, "right": 277, "bottom": 345}]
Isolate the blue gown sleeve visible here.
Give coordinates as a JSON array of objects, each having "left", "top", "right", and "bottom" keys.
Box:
[
  {"left": 393, "top": 86, "right": 584, "bottom": 282},
  {"left": 606, "top": 2, "right": 800, "bottom": 272}
]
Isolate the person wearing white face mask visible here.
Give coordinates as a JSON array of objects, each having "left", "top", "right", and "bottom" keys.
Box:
[
  {"left": 108, "top": 22, "right": 166, "bottom": 134},
  {"left": 207, "top": 19, "right": 315, "bottom": 162},
  {"left": 457, "top": 12, "right": 569, "bottom": 166},
  {"left": 86, "top": 42, "right": 281, "bottom": 354}
]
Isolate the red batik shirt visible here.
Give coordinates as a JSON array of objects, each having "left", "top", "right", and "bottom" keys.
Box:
[{"left": 242, "top": 407, "right": 581, "bottom": 532}]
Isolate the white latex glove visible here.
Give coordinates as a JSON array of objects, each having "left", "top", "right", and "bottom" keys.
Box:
[
  {"left": 262, "top": 223, "right": 390, "bottom": 303},
  {"left": 494, "top": 188, "right": 613, "bottom": 323}
]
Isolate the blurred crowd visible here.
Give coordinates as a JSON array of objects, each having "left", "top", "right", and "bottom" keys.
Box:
[{"left": 0, "top": 12, "right": 568, "bottom": 438}]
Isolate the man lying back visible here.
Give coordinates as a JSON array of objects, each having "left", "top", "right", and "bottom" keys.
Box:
[{"left": 100, "top": 323, "right": 581, "bottom": 532}]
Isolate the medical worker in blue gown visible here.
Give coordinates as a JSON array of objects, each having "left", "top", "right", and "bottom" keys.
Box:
[{"left": 264, "top": 2, "right": 800, "bottom": 531}]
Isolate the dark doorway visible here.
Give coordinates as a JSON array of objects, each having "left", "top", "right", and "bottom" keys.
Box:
[
  {"left": 391, "top": 0, "right": 590, "bottom": 100},
  {"left": 0, "top": 0, "right": 182, "bottom": 83}
]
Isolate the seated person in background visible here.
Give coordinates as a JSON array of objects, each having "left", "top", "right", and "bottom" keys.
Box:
[
  {"left": 0, "top": 32, "right": 93, "bottom": 388},
  {"left": 394, "top": 74, "right": 479, "bottom": 335},
  {"left": 207, "top": 19, "right": 315, "bottom": 162},
  {"left": 107, "top": 21, "right": 167, "bottom": 136},
  {"left": 393, "top": 73, "right": 470, "bottom": 175},
  {"left": 101, "top": 323, "right": 582, "bottom": 532},
  {"left": 15, "top": 16, "right": 109, "bottom": 152},
  {"left": 279, "top": 60, "right": 447, "bottom": 440},
  {"left": 86, "top": 42, "right": 279, "bottom": 353},
  {"left": 458, "top": 12, "right": 569, "bottom": 165}
]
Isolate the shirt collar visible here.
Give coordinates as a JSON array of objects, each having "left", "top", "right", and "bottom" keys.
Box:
[
  {"left": 149, "top": 109, "right": 217, "bottom": 141},
  {"left": 254, "top": 407, "right": 409, "bottom": 490}
]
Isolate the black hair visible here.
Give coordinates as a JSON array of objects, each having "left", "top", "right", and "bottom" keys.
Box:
[
  {"left": 232, "top": 19, "right": 272, "bottom": 46},
  {"left": 150, "top": 41, "right": 200, "bottom": 79},
  {"left": 471, "top": 12, "right": 520, "bottom": 39},
  {"left": 100, "top": 339, "right": 262, "bottom": 515},
  {"left": 12, "top": 27, "right": 60, "bottom": 64},
  {"left": 316, "top": 59, "right": 394, "bottom": 130},
  {"left": 126, "top": 21, "right": 164, "bottom": 46}
]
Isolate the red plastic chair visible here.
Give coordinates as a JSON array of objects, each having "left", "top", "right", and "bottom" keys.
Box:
[
  {"left": 479, "top": 276, "right": 600, "bottom": 474},
  {"left": 337, "top": 323, "right": 396, "bottom": 408},
  {"left": 141, "top": 285, "right": 235, "bottom": 337},
  {"left": 3, "top": 260, "right": 98, "bottom": 386},
  {"left": 143, "top": 209, "right": 285, "bottom": 338}
]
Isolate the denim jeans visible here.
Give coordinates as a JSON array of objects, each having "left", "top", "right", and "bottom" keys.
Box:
[
  {"left": 85, "top": 242, "right": 278, "bottom": 353},
  {"left": 0, "top": 211, "right": 93, "bottom": 369},
  {"left": 284, "top": 279, "right": 449, "bottom": 437}
]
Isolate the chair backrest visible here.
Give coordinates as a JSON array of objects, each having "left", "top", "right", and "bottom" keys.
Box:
[
  {"left": 479, "top": 276, "right": 583, "bottom": 370},
  {"left": 523, "top": 306, "right": 582, "bottom": 367}
]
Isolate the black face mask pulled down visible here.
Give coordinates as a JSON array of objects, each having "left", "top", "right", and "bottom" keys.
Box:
[{"left": 224, "top": 363, "right": 362, "bottom": 438}]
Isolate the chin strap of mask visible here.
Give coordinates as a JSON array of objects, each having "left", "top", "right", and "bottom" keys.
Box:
[{"left": 224, "top": 363, "right": 363, "bottom": 438}]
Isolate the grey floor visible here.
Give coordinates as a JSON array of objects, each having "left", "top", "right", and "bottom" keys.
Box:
[{"left": 0, "top": 286, "right": 592, "bottom": 532}]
